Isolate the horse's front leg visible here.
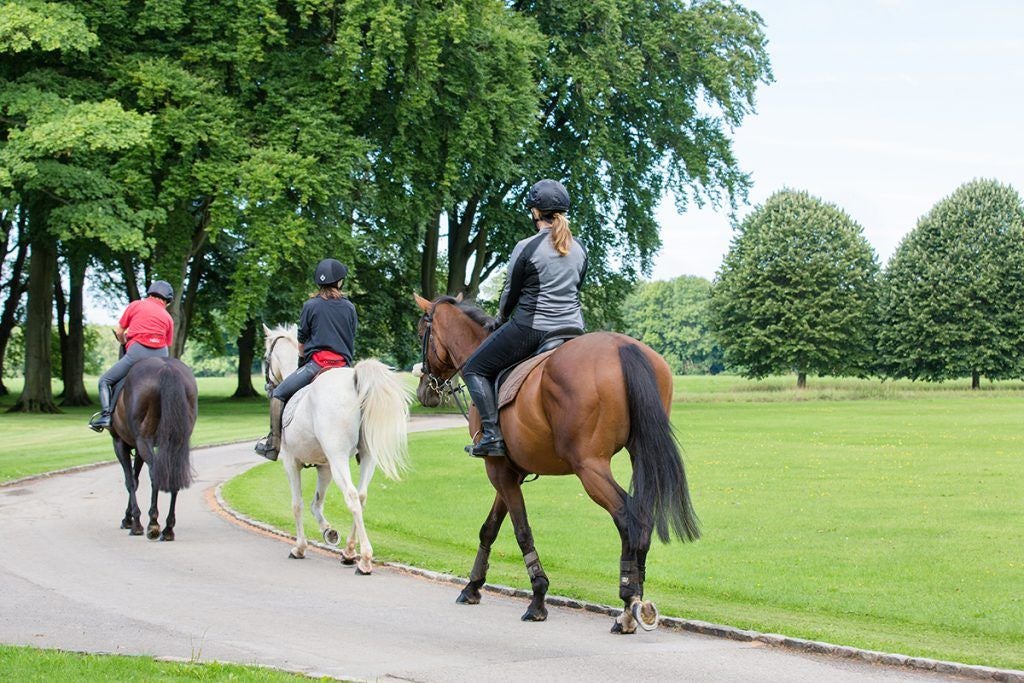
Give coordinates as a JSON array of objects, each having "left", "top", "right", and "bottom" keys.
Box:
[
  {"left": 146, "top": 480, "right": 161, "bottom": 540},
  {"left": 283, "top": 456, "right": 308, "bottom": 559},
  {"left": 159, "top": 491, "right": 177, "bottom": 541},
  {"left": 114, "top": 440, "right": 143, "bottom": 535},
  {"left": 329, "top": 453, "right": 373, "bottom": 574},
  {"left": 456, "top": 492, "right": 507, "bottom": 606},
  {"left": 311, "top": 464, "right": 339, "bottom": 547},
  {"left": 489, "top": 461, "right": 548, "bottom": 622}
]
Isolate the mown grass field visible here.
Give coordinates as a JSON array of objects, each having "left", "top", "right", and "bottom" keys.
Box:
[
  {"left": 0, "top": 644, "right": 331, "bottom": 681},
  {"left": 223, "top": 380, "right": 1024, "bottom": 671}
]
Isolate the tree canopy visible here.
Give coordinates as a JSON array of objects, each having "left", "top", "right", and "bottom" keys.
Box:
[
  {"left": 709, "top": 189, "right": 880, "bottom": 387},
  {"left": 877, "top": 179, "right": 1024, "bottom": 388}
]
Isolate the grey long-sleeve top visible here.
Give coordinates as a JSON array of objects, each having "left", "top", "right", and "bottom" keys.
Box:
[{"left": 498, "top": 228, "right": 588, "bottom": 331}]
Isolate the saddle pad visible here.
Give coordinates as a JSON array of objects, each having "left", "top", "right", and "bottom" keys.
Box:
[{"left": 497, "top": 349, "right": 556, "bottom": 411}]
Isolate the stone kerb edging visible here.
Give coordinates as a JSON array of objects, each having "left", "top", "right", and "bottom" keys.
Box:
[{"left": 213, "top": 484, "right": 1024, "bottom": 683}]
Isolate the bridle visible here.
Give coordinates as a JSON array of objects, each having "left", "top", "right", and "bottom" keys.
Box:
[
  {"left": 419, "top": 305, "right": 470, "bottom": 421},
  {"left": 263, "top": 333, "right": 293, "bottom": 396}
]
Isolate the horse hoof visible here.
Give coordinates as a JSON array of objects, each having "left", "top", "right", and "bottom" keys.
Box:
[
  {"left": 521, "top": 608, "right": 547, "bottom": 622},
  {"left": 323, "top": 528, "right": 340, "bottom": 546},
  {"left": 354, "top": 566, "right": 372, "bottom": 576},
  {"left": 159, "top": 533, "right": 174, "bottom": 542},
  {"left": 129, "top": 527, "right": 144, "bottom": 536},
  {"left": 456, "top": 589, "right": 481, "bottom": 605},
  {"left": 146, "top": 529, "right": 160, "bottom": 540},
  {"left": 340, "top": 553, "right": 357, "bottom": 565},
  {"left": 634, "top": 600, "right": 659, "bottom": 631},
  {"left": 120, "top": 520, "right": 131, "bottom": 530},
  {"left": 288, "top": 551, "right": 304, "bottom": 559}
]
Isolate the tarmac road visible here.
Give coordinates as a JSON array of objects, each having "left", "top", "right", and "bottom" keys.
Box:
[{"left": 0, "top": 416, "right": 975, "bottom": 682}]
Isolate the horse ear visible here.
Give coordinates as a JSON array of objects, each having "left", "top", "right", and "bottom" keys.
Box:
[
  {"left": 455, "top": 292, "right": 464, "bottom": 303},
  {"left": 413, "top": 293, "right": 432, "bottom": 312},
  {"left": 262, "top": 323, "right": 272, "bottom": 336}
]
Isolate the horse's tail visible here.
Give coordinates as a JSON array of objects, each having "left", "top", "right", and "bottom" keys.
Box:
[
  {"left": 354, "top": 359, "right": 411, "bottom": 481},
  {"left": 620, "top": 343, "right": 701, "bottom": 545},
  {"left": 150, "top": 361, "right": 195, "bottom": 492}
]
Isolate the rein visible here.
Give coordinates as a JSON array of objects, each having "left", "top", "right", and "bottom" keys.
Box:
[
  {"left": 263, "top": 334, "right": 292, "bottom": 396},
  {"left": 420, "top": 309, "right": 471, "bottom": 422}
]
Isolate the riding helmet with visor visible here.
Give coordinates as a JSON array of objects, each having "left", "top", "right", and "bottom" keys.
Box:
[
  {"left": 147, "top": 280, "right": 174, "bottom": 302},
  {"left": 314, "top": 258, "right": 348, "bottom": 286},
  {"left": 525, "top": 179, "right": 570, "bottom": 214}
]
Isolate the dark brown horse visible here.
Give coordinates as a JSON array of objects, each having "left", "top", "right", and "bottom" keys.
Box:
[
  {"left": 108, "top": 357, "right": 198, "bottom": 541},
  {"left": 414, "top": 294, "right": 700, "bottom": 633}
]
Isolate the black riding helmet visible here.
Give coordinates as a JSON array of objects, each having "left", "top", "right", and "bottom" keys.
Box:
[
  {"left": 525, "top": 179, "right": 570, "bottom": 214},
  {"left": 314, "top": 258, "right": 348, "bottom": 286},
  {"left": 147, "top": 280, "right": 174, "bottom": 302}
]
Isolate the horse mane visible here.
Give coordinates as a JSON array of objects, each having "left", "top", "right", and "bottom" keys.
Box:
[
  {"left": 434, "top": 295, "right": 494, "bottom": 328},
  {"left": 267, "top": 323, "right": 298, "bottom": 342}
]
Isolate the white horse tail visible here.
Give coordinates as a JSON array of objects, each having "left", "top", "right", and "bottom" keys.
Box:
[{"left": 354, "top": 359, "right": 412, "bottom": 480}]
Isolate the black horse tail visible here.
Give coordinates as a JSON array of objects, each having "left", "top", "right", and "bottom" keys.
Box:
[
  {"left": 150, "top": 362, "right": 194, "bottom": 492},
  {"left": 620, "top": 344, "right": 701, "bottom": 545}
]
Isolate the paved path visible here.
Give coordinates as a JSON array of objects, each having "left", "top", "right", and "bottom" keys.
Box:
[{"left": 0, "top": 417, "right": 968, "bottom": 681}]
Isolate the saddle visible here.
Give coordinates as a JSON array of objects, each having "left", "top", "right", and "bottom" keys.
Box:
[{"left": 495, "top": 327, "right": 583, "bottom": 410}]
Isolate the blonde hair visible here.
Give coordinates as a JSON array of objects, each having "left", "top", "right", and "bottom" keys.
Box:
[{"left": 549, "top": 212, "right": 572, "bottom": 255}]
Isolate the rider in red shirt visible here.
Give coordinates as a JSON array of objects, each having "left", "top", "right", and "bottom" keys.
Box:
[{"left": 88, "top": 281, "right": 175, "bottom": 431}]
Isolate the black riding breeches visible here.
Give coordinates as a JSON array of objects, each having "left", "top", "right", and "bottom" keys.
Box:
[
  {"left": 272, "top": 361, "right": 323, "bottom": 403},
  {"left": 462, "top": 319, "right": 547, "bottom": 381}
]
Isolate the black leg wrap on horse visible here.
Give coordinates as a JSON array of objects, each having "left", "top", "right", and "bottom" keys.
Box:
[
  {"left": 470, "top": 545, "right": 491, "bottom": 583},
  {"left": 620, "top": 559, "right": 641, "bottom": 602}
]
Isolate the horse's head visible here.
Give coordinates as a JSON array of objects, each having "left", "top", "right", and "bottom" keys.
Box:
[
  {"left": 262, "top": 323, "right": 299, "bottom": 394},
  {"left": 413, "top": 293, "right": 492, "bottom": 405}
]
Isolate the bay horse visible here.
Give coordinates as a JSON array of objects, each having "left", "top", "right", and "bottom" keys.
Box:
[
  {"left": 263, "top": 324, "right": 411, "bottom": 574},
  {"left": 108, "top": 356, "right": 198, "bottom": 541},
  {"left": 414, "top": 294, "right": 700, "bottom": 633}
]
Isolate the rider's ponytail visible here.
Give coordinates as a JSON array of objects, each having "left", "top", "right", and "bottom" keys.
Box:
[{"left": 549, "top": 212, "right": 572, "bottom": 256}]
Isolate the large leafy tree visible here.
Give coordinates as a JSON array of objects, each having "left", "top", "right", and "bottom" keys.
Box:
[
  {"left": 415, "top": 0, "right": 773, "bottom": 330},
  {"left": 878, "top": 179, "right": 1024, "bottom": 388},
  {"left": 622, "top": 275, "right": 722, "bottom": 374},
  {"left": 710, "top": 189, "right": 880, "bottom": 388}
]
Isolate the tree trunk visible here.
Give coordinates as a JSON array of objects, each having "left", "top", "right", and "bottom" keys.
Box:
[
  {"left": 0, "top": 211, "right": 29, "bottom": 396},
  {"left": 10, "top": 231, "right": 60, "bottom": 413},
  {"left": 232, "top": 318, "right": 259, "bottom": 398},
  {"left": 60, "top": 250, "right": 91, "bottom": 406},
  {"left": 971, "top": 370, "right": 980, "bottom": 390},
  {"left": 797, "top": 372, "right": 807, "bottom": 389},
  {"left": 420, "top": 212, "right": 440, "bottom": 300}
]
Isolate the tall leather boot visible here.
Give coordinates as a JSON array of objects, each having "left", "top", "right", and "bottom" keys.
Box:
[
  {"left": 88, "top": 383, "right": 113, "bottom": 432},
  {"left": 463, "top": 374, "right": 506, "bottom": 457},
  {"left": 255, "top": 397, "right": 285, "bottom": 461}
]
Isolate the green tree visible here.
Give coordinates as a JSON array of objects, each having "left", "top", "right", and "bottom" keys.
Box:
[
  {"left": 710, "top": 189, "right": 880, "bottom": 388},
  {"left": 878, "top": 179, "right": 1024, "bottom": 389},
  {"left": 622, "top": 275, "right": 722, "bottom": 374}
]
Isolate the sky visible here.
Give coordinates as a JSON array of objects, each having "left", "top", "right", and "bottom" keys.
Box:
[{"left": 650, "top": 0, "right": 1024, "bottom": 281}]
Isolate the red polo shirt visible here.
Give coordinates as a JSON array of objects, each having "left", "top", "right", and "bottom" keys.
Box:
[{"left": 119, "top": 297, "right": 174, "bottom": 349}]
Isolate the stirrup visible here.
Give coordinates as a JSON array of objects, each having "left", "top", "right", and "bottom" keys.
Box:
[
  {"left": 466, "top": 438, "right": 506, "bottom": 458},
  {"left": 254, "top": 436, "right": 279, "bottom": 461},
  {"left": 88, "top": 412, "right": 110, "bottom": 432}
]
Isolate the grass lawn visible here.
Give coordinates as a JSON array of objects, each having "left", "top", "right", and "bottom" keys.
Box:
[
  {"left": 223, "top": 385, "right": 1024, "bottom": 671},
  {"left": 0, "top": 644, "right": 332, "bottom": 681},
  {"left": 0, "top": 373, "right": 443, "bottom": 483}
]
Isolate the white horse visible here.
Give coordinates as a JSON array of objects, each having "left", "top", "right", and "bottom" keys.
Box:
[{"left": 262, "top": 324, "right": 411, "bottom": 574}]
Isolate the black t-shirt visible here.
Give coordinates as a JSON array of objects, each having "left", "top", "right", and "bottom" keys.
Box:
[{"left": 297, "top": 296, "right": 357, "bottom": 365}]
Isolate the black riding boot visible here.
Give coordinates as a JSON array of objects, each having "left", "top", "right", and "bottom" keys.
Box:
[
  {"left": 255, "top": 397, "right": 285, "bottom": 461},
  {"left": 463, "top": 374, "right": 506, "bottom": 457},
  {"left": 88, "top": 383, "right": 113, "bottom": 432}
]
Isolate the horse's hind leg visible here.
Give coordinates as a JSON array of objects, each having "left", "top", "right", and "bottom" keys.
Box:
[
  {"left": 115, "top": 440, "right": 143, "bottom": 536},
  {"left": 456, "top": 492, "right": 508, "bottom": 606},
  {"left": 327, "top": 453, "right": 373, "bottom": 574},
  {"left": 488, "top": 461, "right": 548, "bottom": 622},
  {"left": 146, "top": 480, "right": 161, "bottom": 540},
  {"left": 341, "top": 447, "right": 375, "bottom": 566},
  {"left": 311, "top": 465, "right": 339, "bottom": 547},
  {"left": 575, "top": 462, "right": 652, "bottom": 634},
  {"left": 283, "top": 456, "right": 308, "bottom": 559},
  {"left": 160, "top": 491, "right": 177, "bottom": 541}
]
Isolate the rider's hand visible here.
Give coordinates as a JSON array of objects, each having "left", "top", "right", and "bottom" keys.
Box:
[{"left": 484, "top": 316, "right": 504, "bottom": 333}]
